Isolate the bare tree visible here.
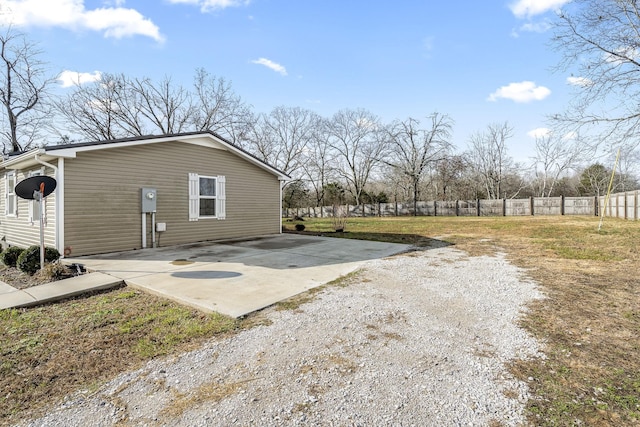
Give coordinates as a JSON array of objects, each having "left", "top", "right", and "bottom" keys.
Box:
[
  {"left": 55, "top": 73, "right": 145, "bottom": 140},
  {"left": 385, "top": 113, "right": 453, "bottom": 213},
  {"left": 578, "top": 163, "right": 611, "bottom": 197},
  {"left": 56, "top": 69, "right": 251, "bottom": 142},
  {"left": 241, "top": 106, "right": 321, "bottom": 179},
  {"left": 238, "top": 111, "right": 269, "bottom": 157},
  {"left": 128, "top": 75, "right": 191, "bottom": 134},
  {"left": 468, "top": 122, "right": 516, "bottom": 199},
  {"left": 531, "top": 132, "right": 584, "bottom": 197},
  {"left": 0, "top": 29, "right": 54, "bottom": 153},
  {"left": 551, "top": 0, "right": 640, "bottom": 151},
  {"left": 615, "top": 145, "right": 640, "bottom": 189},
  {"left": 384, "top": 165, "right": 414, "bottom": 203},
  {"left": 191, "top": 68, "right": 252, "bottom": 143},
  {"left": 303, "top": 119, "right": 336, "bottom": 207},
  {"left": 326, "top": 109, "right": 384, "bottom": 206},
  {"left": 264, "top": 106, "right": 321, "bottom": 177},
  {"left": 432, "top": 154, "right": 467, "bottom": 201}
]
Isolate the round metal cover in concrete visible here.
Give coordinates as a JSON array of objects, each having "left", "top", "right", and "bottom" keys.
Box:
[{"left": 171, "top": 271, "right": 242, "bottom": 279}]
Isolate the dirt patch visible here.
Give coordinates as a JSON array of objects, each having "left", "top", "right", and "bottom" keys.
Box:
[
  {"left": 170, "top": 259, "right": 195, "bottom": 266},
  {"left": 1, "top": 267, "right": 56, "bottom": 290},
  {"left": 0, "top": 264, "right": 85, "bottom": 290}
]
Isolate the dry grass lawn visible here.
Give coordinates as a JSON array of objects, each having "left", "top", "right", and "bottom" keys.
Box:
[
  {"left": 1, "top": 215, "right": 638, "bottom": 426},
  {"left": 0, "top": 287, "right": 238, "bottom": 426}
]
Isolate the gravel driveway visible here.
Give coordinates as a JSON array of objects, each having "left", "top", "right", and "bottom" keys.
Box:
[{"left": 22, "top": 246, "right": 543, "bottom": 427}]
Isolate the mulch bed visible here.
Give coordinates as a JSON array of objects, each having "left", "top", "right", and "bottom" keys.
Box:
[{"left": 0, "top": 265, "right": 80, "bottom": 290}]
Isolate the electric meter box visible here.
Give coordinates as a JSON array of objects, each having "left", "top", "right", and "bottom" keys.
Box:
[{"left": 141, "top": 188, "right": 157, "bottom": 213}]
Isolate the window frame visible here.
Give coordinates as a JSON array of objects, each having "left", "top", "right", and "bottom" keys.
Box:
[{"left": 198, "top": 175, "right": 218, "bottom": 219}]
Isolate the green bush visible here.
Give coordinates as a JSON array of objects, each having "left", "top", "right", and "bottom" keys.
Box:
[
  {"left": 0, "top": 246, "right": 24, "bottom": 268},
  {"left": 16, "top": 246, "right": 61, "bottom": 275}
]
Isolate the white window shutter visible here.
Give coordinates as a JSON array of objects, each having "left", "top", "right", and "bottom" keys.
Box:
[
  {"left": 13, "top": 175, "right": 17, "bottom": 218},
  {"left": 188, "top": 173, "right": 199, "bottom": 221},
  {"left": 4, "top": 174, "right": 7, "bottom": 216},
  {"left": 216, "top": 175, "right": 226, "bottom": 220}
]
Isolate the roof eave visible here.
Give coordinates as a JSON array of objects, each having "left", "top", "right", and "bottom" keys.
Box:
[
  {"left": 44, "top": 132, "right": 291, "bottom": 180},
  {"left": 1, "top": 148, "right": 50, "bottom": 170}
]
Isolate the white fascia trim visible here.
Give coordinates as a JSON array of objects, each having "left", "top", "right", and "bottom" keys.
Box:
[
  {"left": 179, "top": 134, "right": 290, "bottom": 180},
  {"left": 206, "top": 139, "right": 290, "bottom": 180},
  {"left": 44, "top": 139, "right": 159, "bottom": 158},
  {"left": 1, "top": 148, "right": 45, "bottom": 169},
  {"left": 46, "top": 134, "right": 214, "bottom": 158}
]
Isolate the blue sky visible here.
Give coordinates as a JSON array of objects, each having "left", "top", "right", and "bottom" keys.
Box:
[{"left": 0, "top": 0, "right": 576, "bottom": 163}]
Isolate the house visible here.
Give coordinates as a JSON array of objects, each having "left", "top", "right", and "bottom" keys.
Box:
[{"left": 1, "top": 132, "right": 289, "bottom": 257}]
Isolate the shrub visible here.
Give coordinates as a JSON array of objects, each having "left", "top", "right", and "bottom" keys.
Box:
[
  {"left": 36, "top": 262, "right": 73, "bottom": 281},
  {"left": 295, "top": 223, "right": 306, "bottom": 231},
  {"left": 0, "top": 246, "right": 24, "bottom": 268},
  {"left": 16, "top": 246, "right": 61, "bottom": 275}
]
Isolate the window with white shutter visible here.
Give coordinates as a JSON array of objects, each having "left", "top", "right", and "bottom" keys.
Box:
[{"left": 188, "top": 173, "right": 226, "bottom": 220}]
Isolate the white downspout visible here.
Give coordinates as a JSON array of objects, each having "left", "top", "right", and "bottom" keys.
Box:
[
  {"left": 34, "top": 154, "right": 63, "bottom": 256},
  {"left": 142, "top": 213, "right": 147, "bottom": 249},
  {"left": 279, "top": 178, "right": 285, "bottom": 233}
]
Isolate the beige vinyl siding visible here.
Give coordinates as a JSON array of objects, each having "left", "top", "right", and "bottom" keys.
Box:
[
  {"left": 63, "top": 140, "right": 281, "bottom": 256},
  {"left": 0, "top": 166, "right": 57, "bottom": 250}
]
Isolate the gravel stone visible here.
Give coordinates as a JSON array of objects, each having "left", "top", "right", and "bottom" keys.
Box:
[{"left": 20, "top": 246, "right": 544, "bottom": 426}]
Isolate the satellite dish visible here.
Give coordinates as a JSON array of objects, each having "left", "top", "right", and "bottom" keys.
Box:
[{"left": 15, "top": 175, "right": 57, "bottom": 200}]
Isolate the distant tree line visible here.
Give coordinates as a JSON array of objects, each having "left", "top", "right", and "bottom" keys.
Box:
[{"left": 0, "top": 24, "right": 639, "bottom": 210}]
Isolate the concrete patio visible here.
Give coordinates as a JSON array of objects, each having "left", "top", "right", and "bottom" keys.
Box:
[{"left": 64, "top": 234, "right": 412, "bottom": 317}]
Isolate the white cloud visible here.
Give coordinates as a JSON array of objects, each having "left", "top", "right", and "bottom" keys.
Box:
[
  {"left": 527, "top": 127, "right": 551, "bottom": 139},
  {"left": 166, "top": 0, "right": 249, "bottom": 13},
  {"left": 527, "top": 128, "right": 578, "bottom": 141},
  {"left": 87, "top": 97, "right": 120, "bottom": 113},
  {"left": 57, "top": 70, "right": 102, "bottom": 88},
  {"left": 0, "top": 0, "right": 164, "bottom": 42},
  {"left": 487, "top": 81, "right": 551, "bottom": 103},
  {"left": 566, "top": 76, "right": 593, "bottom": 87},
  {"left": 604, "top": 46, "right": 640, "bottom": 65},
  {"left": 519, "top": 20, "right": 552, "bottom": 33},
  {"left": 251, "top": 58, "right": 287, "bottom": 76},
  {"left": 510, "top": 20, "right": 552, "bottom": 38},
  {"left": 509, "top": 0, "right": 570, "bottom": 18}
]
